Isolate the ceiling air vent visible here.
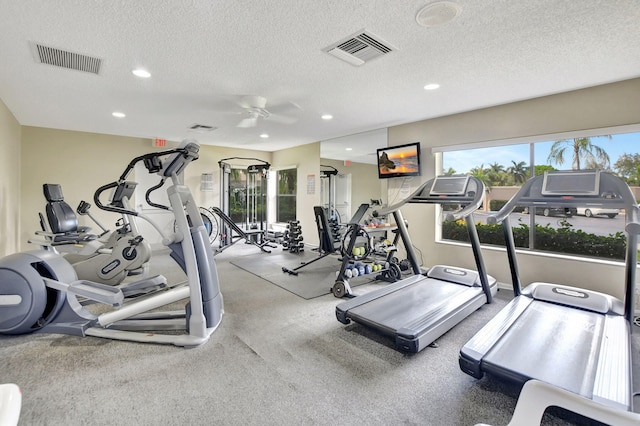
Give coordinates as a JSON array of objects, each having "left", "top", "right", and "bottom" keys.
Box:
[
  {"left": 323, "top": 30, "right": 395, "bottom": 66},
  {"left": 188, "top": 124, "right": 218, "bottom": 132},
  {"left": 30, "top": 42, "right": 102, "bottom": 74}
]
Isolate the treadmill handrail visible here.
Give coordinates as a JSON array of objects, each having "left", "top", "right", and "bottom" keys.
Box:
[
  {"left": 486, "top": 169, "right": 640, "bottom": 324},
  {"left": 375, "top": 175, "right": 492, "bottom": 303},
  {"left": 374, "top": 175, "right": 485, "bottom": 221},
  {"left": 487, "top": 170, "right": 637, "bottom": 225},
  {"left": 625, "top": 205, "right": 640, "bottom": 235}
]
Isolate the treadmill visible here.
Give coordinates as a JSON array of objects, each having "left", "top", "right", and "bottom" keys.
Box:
[
  {"left": 459, "top": 170, "right": 638, "bottom": 411},
  {"left": 336, "top": 175, "right": 497, "bottom": 353}
]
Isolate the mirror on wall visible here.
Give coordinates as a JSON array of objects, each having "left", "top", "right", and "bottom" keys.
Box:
[{"left": 320, "top": 128, "right": 388, "bottom": 222}]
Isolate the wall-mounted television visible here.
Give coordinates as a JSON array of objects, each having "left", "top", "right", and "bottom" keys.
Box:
[{"left": 376, "top": 142, "right": 421, "bottom": 179}]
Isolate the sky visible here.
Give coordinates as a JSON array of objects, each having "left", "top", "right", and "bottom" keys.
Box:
[{"left": 442, "top": 131, "right": 639, "bottom": 174}]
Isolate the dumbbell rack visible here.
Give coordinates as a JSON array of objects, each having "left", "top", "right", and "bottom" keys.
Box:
[
  {"left": 331, "top": 223, "right": 403, "bottom": 298},
  {"left": 282, "top": 220, "right": 304, "bottom": 253},
  {"left": 328, "top": 216, "right": 341, "bottom": 244}
]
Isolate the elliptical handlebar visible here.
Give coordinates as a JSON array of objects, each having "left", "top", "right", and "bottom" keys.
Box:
[
  {"left": 94, "top": 181, "right": 135, "bottom": 216},
  {"left": 93, "top": 142, "right": 199, "bottom": 216},
  {"left": 145, "top": 179, "right": 170, "bottom": 211}
]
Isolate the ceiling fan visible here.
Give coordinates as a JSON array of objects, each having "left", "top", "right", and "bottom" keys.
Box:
[{"left": 235, "top": 95, "right": 299, "bottom": 128}]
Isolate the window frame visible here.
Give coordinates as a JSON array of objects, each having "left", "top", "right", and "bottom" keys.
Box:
[
  {"left": 275, "top": 167, "right": 297, "bottom": 224},
  {"left": 437, "top": 124, "right": 640, "bottom": 262}
]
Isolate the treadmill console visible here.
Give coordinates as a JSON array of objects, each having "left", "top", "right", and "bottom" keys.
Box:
[
  {"left": 541, "top": 170, "right": 600, "bottom": 196},
  {"left": 376, "top": 174, "right": 484, "bottom": 218},
  {"left": 430, "top": 175, "right": 470, "bottom": 196}
]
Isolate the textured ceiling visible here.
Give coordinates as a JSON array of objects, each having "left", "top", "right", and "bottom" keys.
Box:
[{"left": 1, "top": 1, "right": 639, "bottom": 164}]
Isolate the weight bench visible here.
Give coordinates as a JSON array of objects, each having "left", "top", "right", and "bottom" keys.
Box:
[{"left": 209, "top": 207, "right": 275, "bottom": 253}]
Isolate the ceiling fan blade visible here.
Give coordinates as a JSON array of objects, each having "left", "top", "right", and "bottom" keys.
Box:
[
  {"left": 269, "top": 100, "right": 302, "bottom": 115},
  {"left": 239, "top": 95, "right": 267, "bottom": 109},
  {"left": 237, "top": 116, "right": 258, "bottom": 128},
  {"left": 267, "top": 113, "right": 298, "bottom": 125}
]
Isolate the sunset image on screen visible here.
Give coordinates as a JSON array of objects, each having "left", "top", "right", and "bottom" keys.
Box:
[{"left": 379, "top": 145, "right": 419, "bottom": 175}]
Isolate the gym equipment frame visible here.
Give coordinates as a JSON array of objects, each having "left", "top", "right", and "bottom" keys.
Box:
[
  {"left": 459, "top": 170, "right": 638, "bottom": 411},
  {"left": 331, "top": 203, "right": 420, "bottom": 298},
  {"left": 0, "top": 140, "right": 224, "bottom": 347},
  {"left": 218, "top": 157, "right": 273, "bottom": 252},
  {"left": 336, "top": 175, "right": 497, "bottom": 353}
]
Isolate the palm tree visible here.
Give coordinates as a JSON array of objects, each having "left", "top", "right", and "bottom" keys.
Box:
[
  {"left": 469, "top": 164, "right": 491, "bottom": 189},
  {"left": 547, "top": 136, "right": 611, "bottom": 170},
  {"left": 486, "top": 162, "right": 506, "bottom": 186},
  {"left": 487, "top": 162, "right": 504, "bottom": 174},
  {"left": 507, "top": 160, "right": 528, "bottom": 184}
]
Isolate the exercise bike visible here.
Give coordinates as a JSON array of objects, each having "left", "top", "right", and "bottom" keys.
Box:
[
  {"left": 31, "top": 182, "right": 155, "bottom": 287},
  {"left": 0, "top": 140, "right": 224, "bottom": 347}
]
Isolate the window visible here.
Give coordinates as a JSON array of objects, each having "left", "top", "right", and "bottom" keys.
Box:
[
  {"left": 228, "top": 168, "right": 247, "bottom": 223},
  {"left": 276, "top": 168, "right": 297, "bottom": 223},
  {"left": 440, "top": 130, "right": 640, "bottom": 261}
]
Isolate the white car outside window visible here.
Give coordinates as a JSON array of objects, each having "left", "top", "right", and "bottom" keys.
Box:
[{"left": 576, "top": 207, "right": 619, "bottom": 218}]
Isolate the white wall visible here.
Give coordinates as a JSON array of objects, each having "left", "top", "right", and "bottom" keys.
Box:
[
  {"left": 272, "top": 142, "right": 321, "bottom": 246},
  {"left": 19, "top": 128, "right": 274, "bottom": 250},
  {"left": 387, "top": 77, "right": 640, "bottom": 300},
  {"left": 0, "top": 98, "right": 21, "bottom": 257}
]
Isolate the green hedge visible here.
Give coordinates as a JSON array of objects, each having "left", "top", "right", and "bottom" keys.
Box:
[
  {"left": 442, "top": 220, "right": 627, "bottom": 260},
  {"left": 489, "top": 199, "right": 527, "bottom": 213},
  {"left": 489, "top": 199, "right": 508, "bottom": 211}
]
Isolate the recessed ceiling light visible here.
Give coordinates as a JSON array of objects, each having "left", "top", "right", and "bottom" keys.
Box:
[
  {"left": 346, "top": 147, "right": 353, "bottom": 151},
  {"left": 260, "top": 133, "right": 269, "bottom": 138},
  {"left": 424, "top": 83, "right": 440, "bottom": 90},
  {"left": 112, "top": 112, "right": 126, "bottom": 118},
  {"left": 132, "top": 69, "right": 151, "bottom": 78},
  {"left": 321, "top": 114, "right": 333, "bottom": 120}
]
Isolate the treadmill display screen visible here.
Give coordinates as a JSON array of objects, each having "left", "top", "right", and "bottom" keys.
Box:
[
  {"left": 430, "top": 175, "right": 470, "bottom": 196},
  {"left": 541, "top": 171, "right": 600, "bottom": 196}
]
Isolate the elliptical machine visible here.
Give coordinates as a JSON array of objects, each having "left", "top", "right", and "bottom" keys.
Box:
[{"left": 0, "top": 140, "right": 224, "bottom": 347}]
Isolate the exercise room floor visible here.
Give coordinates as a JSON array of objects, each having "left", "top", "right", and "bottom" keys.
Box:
[{"left": 1, "top": 242, "right": 638, "bottom": 425}]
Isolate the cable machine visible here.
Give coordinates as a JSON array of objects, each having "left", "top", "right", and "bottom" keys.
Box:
[
  {"left": 320, "top": 165, "right": 339, "bottom": 221},
  {"left": 218, "top": 157, "right": 271, "bottom": 250},
  {"left": 246, "top": 163, "right": 269, "bottom": 235}
]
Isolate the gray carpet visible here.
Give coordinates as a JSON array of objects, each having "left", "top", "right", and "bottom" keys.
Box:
[
  {"left": 230, "top": 247, "right": 375, "bottom": 299},
  {"left": 0, "top": 243, "right": 638, "bottom": 426}
]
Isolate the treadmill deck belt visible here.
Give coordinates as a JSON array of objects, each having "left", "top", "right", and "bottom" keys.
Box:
[
  {"left": 482, "top": 301, "right": 604, "bottom": 397},
  {"left": 342, "top": 276, "right": 491, "bottom": 351}
]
